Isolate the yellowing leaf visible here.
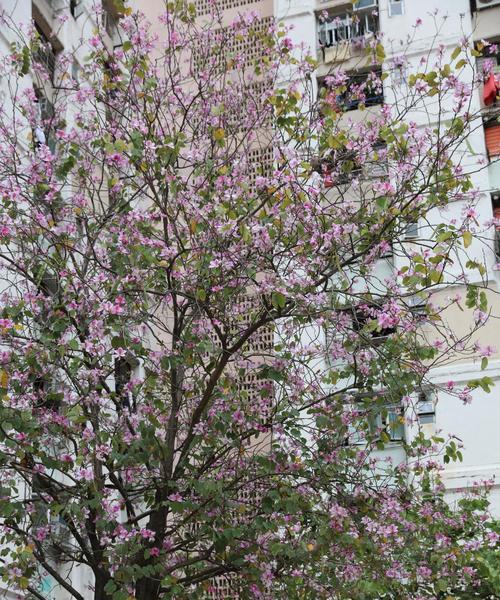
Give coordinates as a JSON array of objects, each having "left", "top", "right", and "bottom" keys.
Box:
[
  {"left": 463, "top": 230, "right": 472, "bottom": 248},
  {"left": 213, "top": 128, "right": 225, "bottom": 141}
]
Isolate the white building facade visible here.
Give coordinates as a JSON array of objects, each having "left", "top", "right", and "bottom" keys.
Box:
[{"left": 276, "top": 0, "right": 500, "bottom": 516}]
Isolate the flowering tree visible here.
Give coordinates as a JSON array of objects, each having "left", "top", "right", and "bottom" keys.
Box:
[{"left": 0, "top": 2, "right": 498, "bottom": 599}]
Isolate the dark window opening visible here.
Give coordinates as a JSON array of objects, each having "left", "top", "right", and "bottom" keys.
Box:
[
  {"left": 492, "top": 193, "right": 500, "bottom": 260},
  {"left": 33, "top": 376, "right": 61, "bottom": 412},
  {"left": 318, "top": 70, "right": 383, "bottom": 113},
  {"left": 408, "top": 296, "right": 428, "bottom": 322},
  {"left": 114, "top": 357, "right": 137, "bottom": 411},
  {"left": 313, "top": 140, "right": 387, "bottom": 188},
  {"left": 351, "top": 306, "right": 396, "bottom": 345},
  {"left": 340, "top": 70, "right": 384, "bottom": 111}
]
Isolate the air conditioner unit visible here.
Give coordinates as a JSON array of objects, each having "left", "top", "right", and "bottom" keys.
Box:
[{"left": 477, "top": 0, "right": 500, "bottom": 9}]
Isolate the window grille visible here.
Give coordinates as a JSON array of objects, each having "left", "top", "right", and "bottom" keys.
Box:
[{"left": 34, "top": 25, "right": 56, "bottom": 82}]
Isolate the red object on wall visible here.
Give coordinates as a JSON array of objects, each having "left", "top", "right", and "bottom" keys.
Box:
[
  {"left": 485, "top": 125, "right": 500, "bottom": 158},
  {"left": 493, "top": 205, "right": 500, "bottom": 230},
  {"left": 483, "top": 73, "right": 497, "bottom": 106}
]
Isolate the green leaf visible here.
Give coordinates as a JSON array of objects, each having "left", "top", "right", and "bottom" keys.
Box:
[
  {"left": 19, "top": 46, "right": 31, "bottom": 77},
  {"left": 271, "top": 291, "right": 286, "bottom": 310},
  {"left": 375, "top": 43, "right": 385, "bottom": 62},
  {"left": 104, "top": 580, "right": 117, "bottom": 594},
  {"left": 451, "top": 46, "right": 461, "bottom": 61},
  {"left": 111, "top": 336, "right": 126, "bottom": 349}
]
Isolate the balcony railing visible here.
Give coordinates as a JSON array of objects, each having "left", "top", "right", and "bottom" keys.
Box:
[{"left": 318, "top": 9, "right": 378, "bottom": 49}]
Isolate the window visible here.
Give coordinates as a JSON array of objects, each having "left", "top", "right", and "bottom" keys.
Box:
[
  {"left": 485, "top": 123, "right": 500, "bottom": 158},
  {"left": 33, "top": 376, "right": 62, "bottom": 412},
  {"left": 348, "top": 399, "right": 404, "bottom": 444},
  {"left": 417, "top": 390, "right": 435, "bottom": 425},
  {"left": 392, "top": 63, "right": 407, "bottom": 87},
  {"left": 389, "top": 0, "right": 404, "bottom": 17},
  {"left": 32, "top": 481, "right": 71, "bottom": 561},
  {"left": 34, "top": 24, "right": 56, "bottom": 82},
  {"left": 408, "top": 295, "right": 428, "bottom": 321},
  {"left": 313, "top": 147, "right": 361, "bottom": 187},
  {"left": 477, "top": 48, "right": 500, "bottom": 77},
  {"left": 371, "top": 405, "right": 405, "bottom": 441},
  {"left": 70, "top": 0, "right": 84, "bottom": 18},
  {"left": 34, "top": 87, "right": 56, "bottom": 153},
  {"left": 351, "top": 305, "right": 396, "bottom": 345},
  {"left": 492, "top": 193, "right": 500, "bottom": 260},
  {"left": 324, "top": 70, "right": 383, "bottom": 111},
  {"left": 404, "top": 221, "right": 419, "bottom": 240},
  {"left": 114, "top": 356, "right": 139, "bottom": 410},
  {"left": 313, "top": 143, "right": 387, "bottom": 188},
  {"left": 102, "top": 1, "right": 120, "bottom": 38},
  {"left": 354, "top": 0, "right": 378, "bottom": 9},
  {"left": 363, "top": 142, "right": 388, "bottom": 179},
  {"left": 71, "top": 61, "right": 81, "bottom": 85}
]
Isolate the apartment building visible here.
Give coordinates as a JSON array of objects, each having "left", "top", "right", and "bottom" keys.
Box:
[
  {"left": 0, "top": 0, "right": 498, "bottom": 598},
  {"left": 0, "top": 3, "right": 121, "bottom": 599},
  {"left": 276, "top": 0, "right": 500, "bottom": 515}
]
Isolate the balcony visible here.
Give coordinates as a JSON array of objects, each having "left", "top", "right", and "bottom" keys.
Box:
[
  {"left": 317, "top": 4, "right": 378, "bottom": 66},
  {"left": 477, "top": 43, "right": 500, "bottom": 113},
  {"left": 318, "top": 70, "right": 384, "bottom": 115},
  {"left": 471, "top": 0, "right": 500, "bottom": 42}
]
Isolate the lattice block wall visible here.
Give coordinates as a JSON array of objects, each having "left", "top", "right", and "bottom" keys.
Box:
[
  {"left": 203, "top": 293, "right": 274, "bottom": 354},
  {"left": 238, "top": 371, "right": 273, "bottom": 424},
  {"left": 195, "top": 0, "right": 261, "bottom": 17},
  {"left": 247, "top": 145, "right": 274, "bottom": 184},
  {"left": 204, "top": 574, "right": 240, "bottom": 599},
  {"left": 192, "top": 17, "right": 273, "bottom": 75}
]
